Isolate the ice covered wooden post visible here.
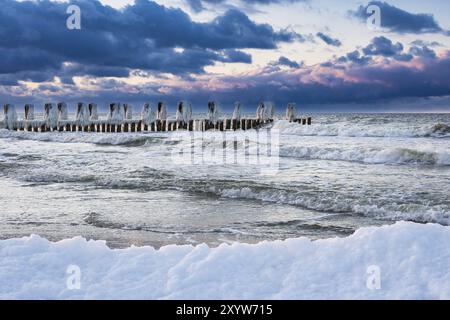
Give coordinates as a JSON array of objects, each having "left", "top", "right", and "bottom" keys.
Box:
[
  {"left": 207, "top": 101, "right": 219, "bottom": 130},
  {"left": 56, "top": 103, "right": 68, "bottom": 131},
  {"left": 25, "top": 104, "right": 35, "bottom": 121},
  {"left": 141, "top": 103, "right": 155, "bottom": 131},
  {"left": 256, "top": 101, "right": 275, "bottom": 125},
  {"left": 3, "top": 104, "right": 17, "bottom": 130},
  {"left": 176, "top": 101, "right": 192, "bottom": 130},
  {"left": 107, "top": 103, "right": 125, "bottom": 132},
  {"left": 265, "top": 102, "right": 275, "bottom": 123},
  {"left": 87, "top": 103, "right": 98, "bottom": 131},
  {"left": 286, "top": 103, "right": 296, "bottom": 122},
  {"left": 76, "top": 102, "right": 90, "bottom": 131},
  {"left": 89, "top": 103, "right": 98, "bottom": 123},
  {"left": 44, "top": 103, "right": 58, "bottom": 132},
  {"left": 24, "top": 104, "right": 35, "bottom": 131},
  {"left": 231, "top": 102, "right": 241, "bottom": 130},
  {"left": 123, "top": 104, "right": 132, "bottom": 132},
  {"left": 156, "top": 102, "right": 167, "bottom": 132}
]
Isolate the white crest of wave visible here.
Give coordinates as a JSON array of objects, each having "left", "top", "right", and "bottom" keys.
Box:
[
  {"left": 281, "top": 145, "right": 450, "bottom": 166},
  {"left": 273, "top": 120, "right": 450, "bottom": 138}
]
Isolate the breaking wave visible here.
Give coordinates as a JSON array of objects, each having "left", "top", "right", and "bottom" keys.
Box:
[
  {"left": 280, "top": 146, "right": 450, "bottom": 166},
  {"left": 14, "top": 165, "right": 449, "bottom": 226},
  {"left": 217, "top": 187, "right": 450, "bottom": 226},
  {"left": 274, "top": 121, "right": 450, "bottom": 138},
  {"left": 0, "top": 130, "right": 172, "bottom": 147}
]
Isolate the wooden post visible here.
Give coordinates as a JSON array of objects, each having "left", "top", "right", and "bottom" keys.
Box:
[
  {"left": 307, "top": 117, "right": 312, "bottom": 125},
  {"left": 302, "top": 118, "right": 306, "bottom": 125},
  {"left": 225, "top": 119, "right": 231, "bottom": 130},
  {"left": 240, "top": 119, "right": 245, "bottom": 130}
]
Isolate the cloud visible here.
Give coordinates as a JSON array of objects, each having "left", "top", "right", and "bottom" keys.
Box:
[
  {"left": 218, "top": 50, "right": 253, "bottom": 63},
  {"left": 362, "top": 36, "right": 403, "bottom": 57},
  {"left": 361, "top": 36, "right": 413, "bottom": 61},
  {"left": 185, "top": 0, "right": 308, "bottom": 12},
  {"left": 409, "top": 46, "right": 437, "bottom": 59},
  {"left": 270, "top": 56, "right": 303, "bottom": 68},
  {"left": 0, "top": 0, "right": 304, "bottom": 82},
  {"left": 351, "top": 1, "right": 445, "bottom": 34},
  {"left": 342, "top": 50, "right": 372, "bottom": 65},
  {"left": 7, "top": 48, "right": 450, "bottom": 110},
  {"left": 410, "top": 40, "right": 442, "bottom": 47},
  {"left": 316, "top": 32, "right": 342, "bottom": 47}
]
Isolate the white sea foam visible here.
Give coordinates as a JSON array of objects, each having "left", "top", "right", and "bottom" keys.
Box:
[
  {"left": 219, "top": 187, "right": 450, "bottom": 225},
  {"left": 273, "top": 120, "right": 450, "bottom": 138},
  {"left": 280, "top": 145, "right": 450, "bottom": 166},
  {"left": 0, "top": 222, "right": 449, "bottom": 299}
]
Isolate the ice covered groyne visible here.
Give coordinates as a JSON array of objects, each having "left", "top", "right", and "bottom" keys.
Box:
[{"left": 1, "top": 101, "right": 312, "bottom": 133}]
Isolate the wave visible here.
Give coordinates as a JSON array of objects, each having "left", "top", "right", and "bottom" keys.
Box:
[
  {"left": 280, "top": 146, "right": 450, "bottom": 166},
  {"left": 217, "top": 186, "right": 450, "bottom": 226},
  {"left": 0, "top": 130, "right": 172, "bottom": 147},
  {"left": 7, "top": 163, "right": 450, "bottom": 226},
  {"left": 273, "top": 121, "right": 450, "bottom": 138}
]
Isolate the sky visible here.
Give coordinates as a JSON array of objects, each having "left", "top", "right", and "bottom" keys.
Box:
[{"left": 1, "top": 0, "right": 450, "bottom": 112}]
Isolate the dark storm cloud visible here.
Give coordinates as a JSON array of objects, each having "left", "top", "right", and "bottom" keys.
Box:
[
  {"left": 0, "top": 0, "right": 302, "bottom": 82},
  {"left": 344, "top": 50, "right": 372, "bottom": 65},
  {"left": 211, "top": 55, "right": 450, "bottom": 106},
  {"left": 362, "top": 36, "right": 403, "bottom": 57},
  {"left": 410, "top": 40, "right": 442, "bottom": 48},
  {"left": 219, "top": 50, "right": 253, "bottom": 63},
  {"left": 316, "top": 32, "right": 342, "bottom": 47},
  {"left": 362, "top": 36, "right": 413, "bottom": 62},
  {"left": 14, "top": 51, "right": 450, "bottom": 110},
  {"left": 409, "top": 46, "right": 437, "bottom": 59},
  {"left": 351, "top": 1, "right": 446, "bottom": 34},
  {"left": 185, "top": 0, "right": 308, "bottom": 13},
  {"left": 270, "top": 56, "right": 302, "bottom": 68}
]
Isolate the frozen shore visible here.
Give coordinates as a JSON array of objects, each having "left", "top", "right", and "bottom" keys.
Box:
[{"left": 0, "top": 221, "right": 449, "bottom": 300}]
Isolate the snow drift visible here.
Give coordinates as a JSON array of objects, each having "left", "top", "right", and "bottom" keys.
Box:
[{"left": 0, "top": 222, "right": 449, "bottom": 300}]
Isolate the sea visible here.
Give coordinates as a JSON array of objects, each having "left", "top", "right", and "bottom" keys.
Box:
[{"left": 0, "top": 113, "right": 449, "bottom": 248}]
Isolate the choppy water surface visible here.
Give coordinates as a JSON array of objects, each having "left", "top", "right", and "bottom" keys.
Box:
[{"left": 0, "top": 113, "right": 449, "bottom": 248}]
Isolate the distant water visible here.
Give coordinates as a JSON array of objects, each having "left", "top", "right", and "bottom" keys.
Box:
[{"left": 0, "top": 113, "right": 449, "bottom": 248}]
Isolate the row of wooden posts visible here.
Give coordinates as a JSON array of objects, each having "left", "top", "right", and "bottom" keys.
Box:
[
  {"left": 2, "top": 102, "right": 312, "bottom": 133},
  {"left": 8, "top": 117, "right": 310, "bottom": 133}
]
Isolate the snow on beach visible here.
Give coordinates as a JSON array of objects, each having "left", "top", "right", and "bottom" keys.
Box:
[{"left": 1, "top": 221, "right": 449, "bottom": 300}]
